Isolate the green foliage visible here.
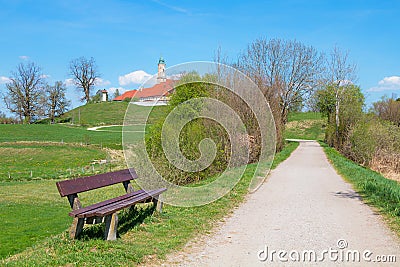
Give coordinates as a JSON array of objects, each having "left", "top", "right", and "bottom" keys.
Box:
[
  {"left": 345, "top": 115, "right": 400, "bottom": 172},
  {"left": 89, "top": 91, "right": 102, "bottom": 103},
  {"left": 113, "top": 88, "right": 121, "bottom": 99},
  {"left": 168, "top": 72, "right": 209, "bottom": 108},
  {"left": 316, "top": 85, "right": 399, "bottom": 180},
  {"left": 146, "top": 74, "right": 225, "bottom": 185},
  {"left": 315, "top": 87, "right": 335, "bottom": 117},
  {"left": 315, "top": 83, "right": 364, "bottom": 147}
]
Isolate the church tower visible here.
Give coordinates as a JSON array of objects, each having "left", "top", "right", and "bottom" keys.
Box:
[{"left": 157, "top": 57, "right": 166, "bottom": 83}]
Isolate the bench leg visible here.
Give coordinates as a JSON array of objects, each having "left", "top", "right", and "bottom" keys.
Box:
[
  {"left": 153, "top": 197, "right": 163, "bottom": 213},
  {"left": 104, "top": 213, "right": 118, "bottom": 241},
  {"left": 70, "top": 217, "right": 84, "bottom": 239}
]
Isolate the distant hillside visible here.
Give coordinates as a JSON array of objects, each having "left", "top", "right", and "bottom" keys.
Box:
[
  {"left": 58, "top": 102, "right": 168, "bottom": 126},
  {"left": 284, "top": 112, "right": 325, "bottom": 140}
]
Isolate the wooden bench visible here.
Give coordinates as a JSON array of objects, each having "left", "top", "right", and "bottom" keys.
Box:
[{"left": 56, "top": 168, "right": 166, "bottom": 240}]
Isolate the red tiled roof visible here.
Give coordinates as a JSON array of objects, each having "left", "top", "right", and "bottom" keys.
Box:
[
  {"left": 113, "top": 90, "right": 137, "bottom": 101},
  {"left": 113, "top": 79, "right": 175, "bottom": 101}
]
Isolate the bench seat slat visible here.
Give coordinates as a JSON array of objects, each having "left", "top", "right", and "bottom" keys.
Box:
[
  {"left": 57, "top": 168, "right": 138, "bottom": 197},
  {"left": 76, "top": 191, "right": 149, "bottom": 218},
  {"left": 69, "top": 189, "right": 145, "bottom": 217},
  {"left": 74, "top": 188, "right": 167, "bottom": 218},
  {"left": 93, "top": 188, "right": 167, "bottom": 217}
]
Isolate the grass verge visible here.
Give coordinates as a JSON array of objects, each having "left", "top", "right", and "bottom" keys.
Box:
[
  {"left": 321, "top": 142, "right": 400, "bottom": 236},
  {"left": 1, "top": 141, "right": 299, "bottom": 266}
]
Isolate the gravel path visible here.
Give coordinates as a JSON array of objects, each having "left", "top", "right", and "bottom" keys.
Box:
[{"left": 160, "top": 141, "right": 400, "bottom": 266}]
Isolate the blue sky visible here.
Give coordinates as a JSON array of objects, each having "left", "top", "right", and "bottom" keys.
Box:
[{"left": 1, "top": 0, "right": 399, "bottom": 112}]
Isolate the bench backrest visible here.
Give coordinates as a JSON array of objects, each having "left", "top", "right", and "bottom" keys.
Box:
[{"left": 56, "top": 168, "right": 138, "bottom": 197}]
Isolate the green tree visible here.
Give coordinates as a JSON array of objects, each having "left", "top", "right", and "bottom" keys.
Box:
[
  {"left": 168, "top": 72, "right": 209, "bottom": 108},
  {"left": 113, "top": 88, "right": 121, "bottom": 99},
  {"left": 90, "top": 90, "right": 102, "bottom": 103},
  {"left": 316, "top": 83, "right": 364, "bottom": 147},
  {"left": 324, "top": 46, "right": 358, "bottom": 146}
]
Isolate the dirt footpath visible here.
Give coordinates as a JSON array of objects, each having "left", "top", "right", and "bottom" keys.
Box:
[{"left": 158, "top": 141, "right": 400, "bottom": 266}]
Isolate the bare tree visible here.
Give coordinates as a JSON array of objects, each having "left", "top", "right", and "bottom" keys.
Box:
[
  {"left": 69, "top": 57, "right": 99, "bottom": 103},
  {"left": 42, "top": 81, "right": 71, "bottom": 123},
  {"left": 325, "top": 46, "right": 357, "bottom": 145},
  {"left": 237, "top": 38, "right": 324, "bottom": 124},
  {"left": 372, "top": 96, "right": 400, "bottom": 126},
  {"left": 4, "top": 62, "right": 44, "bottom": 124}
]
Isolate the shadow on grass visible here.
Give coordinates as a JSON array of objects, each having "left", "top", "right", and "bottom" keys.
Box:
[{"left": 78, "top": 203, "right": 156, "bottom": 240}]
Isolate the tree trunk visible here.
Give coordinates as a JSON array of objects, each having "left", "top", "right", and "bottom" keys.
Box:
[{"left": 335, "top": 97, "right": 340, "bottom": 148}]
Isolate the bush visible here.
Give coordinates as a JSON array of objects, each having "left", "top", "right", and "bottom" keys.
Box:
[
  {"left": 145, "top": 72, "right": 264, "bottom": 185},
  {"left": 344, "top": 115, "right": 400, "bottom": 179},
  {"left": 372, "top": 96, "right": 400, "bottom": 126}
]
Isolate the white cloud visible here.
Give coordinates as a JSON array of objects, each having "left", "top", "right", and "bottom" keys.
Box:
[
  {"left": 119, "top": 70, "right": 152, "bottom": 86},
  {"left": 40, "top": 74, "right": 51, "bottom": 79},
  {"left": 107, "top": 87, "right": 127, "bottom": 95},
  {"left": 19, "top": 55, "right": 29, "bottom": 60},
  {"left": 0, "top": 76, "right": 11, "bottom": 84},
  {"left": 168, "top": 73, "right": 184, "bottom": 81},
  {"left": 368, "top": 76, "right": 400, "bottom": 92},
  {"left": 64, "top": 78, "right": 75, "bottom": 87},
  {"left": 95, "top": 78, "right": 111, "bottom": 87}
]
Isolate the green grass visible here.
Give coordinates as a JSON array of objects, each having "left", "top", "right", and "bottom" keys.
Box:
[
  {"left": 0, "top": 142, "right": 299, "bottom": 265},
  {"left": 0, "top": 180, "right": 71, "bottom": 259},
  {"left": 59, "top": 102, "right": 129, "bottom": 126},
  {"left": 0, "top": 124, "right": 123, "bottom": 149},
  {"left": 284, "top": 112, "right": 325, "bottom": 140},
  {"left": 321, "top": 142, "right": 400, "bottom": 236},
  {"left": 59, "top": 102, "right": 169, "bottom": 126},
  {"left": 0, "top": 143, "right": 109, "bottom": 181}
]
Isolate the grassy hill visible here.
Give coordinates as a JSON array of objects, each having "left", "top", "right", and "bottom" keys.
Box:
[
  {"left": 57, "top": 102, "right": 169, "bottom": 126},
  {"left": 284, "top": 112, "right": 325, "bottom": 140},
  {"left": 59, "top": 101, "right": 128, "bottom": 126}
]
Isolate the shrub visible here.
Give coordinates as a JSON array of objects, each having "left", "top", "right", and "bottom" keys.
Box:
[
  {"left": 145, "top": 72, "right": 264, "bottom": 185},
  {"left": 344, "top": 115, "right": 400, "bottom": 179}
]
